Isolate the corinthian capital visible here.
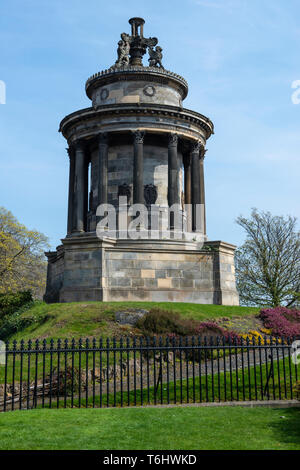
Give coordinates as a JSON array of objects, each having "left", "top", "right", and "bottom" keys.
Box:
[
  {"left": 190, "top": 140, "right": 203, "bottom": 155},
  {"left": 133, "top": 130, "right": 145, "bottom": 144},
  {"left": 73, "top": 139, "right": 86, "bottom": 152},
  {"left": 168, "top": 133, "right": 178, "bottom": 146},
  {"left": 200, "top": 148, "right": 207, "bottom": 161},
  {"left": 98, "top": 132, "right": 108, "bottom": 145}
]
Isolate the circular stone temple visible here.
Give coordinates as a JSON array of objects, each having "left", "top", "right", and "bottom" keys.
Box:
[{"left": 44, "top": 18, "right": 239, "bottom": 305}]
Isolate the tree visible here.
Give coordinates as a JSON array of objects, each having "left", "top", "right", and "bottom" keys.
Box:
[
  {"left": 0, "top": 207, "right": 50, "bottom": 298},
  {"left": 235, "top": 209, "right": 300, "bottom": 307}
]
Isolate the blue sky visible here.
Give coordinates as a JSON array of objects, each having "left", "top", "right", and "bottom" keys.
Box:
[{"left": 0, "top": 0, "right": 299, "bottom": 249}]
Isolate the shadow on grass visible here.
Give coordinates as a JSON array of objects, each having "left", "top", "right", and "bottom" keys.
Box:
[{"left": 269, "top": 407, "right": 300, "bottom": 447}]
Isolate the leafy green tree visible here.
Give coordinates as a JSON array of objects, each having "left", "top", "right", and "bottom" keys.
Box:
[
  {"left": 0, "top": 207, "right": 49, "bottom": 298},
  {"left": 235, "top": 209, "right": 300, "bottom": 307}
]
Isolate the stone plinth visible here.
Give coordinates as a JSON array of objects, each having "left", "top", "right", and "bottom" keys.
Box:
[{"left": 45, "top": 237, "right": 239, "bottom": 305}]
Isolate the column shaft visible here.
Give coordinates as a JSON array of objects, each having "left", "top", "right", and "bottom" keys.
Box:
[
  {"left": 97, "top": 133, "right": 108, "bottom": 207},
  {"left": 67, "top": 148, "right": 75, "bottom": 235},
  {"left": 133, "top": 130, "right": 144, "bottom": 204},
  {"left": 184, "top": 153, "right": 192, "bottom": 232},
  {"left": 199, "top": 150, "right": 207, "bottom": 235},
  {"left": 83, "top": 154, "right": 89, "bottom": 231},
  {"left": 168, "top": 133, "right": 179, "bottom": 207},
  {"left": 73, "top": 140, "right": 87, "bottom": 233},
  {"left": 191, "top": 141, "right": 201, "bottom": 232},
  {"left": 168, "top": 133, "right": 179, "bottom": 230},
  {"left": 184, "top": 153, "right": 192, "bottom": 205}
]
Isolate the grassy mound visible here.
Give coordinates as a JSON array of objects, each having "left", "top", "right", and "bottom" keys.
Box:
[{"left": 0, "top": 301, "right": 259, "bottom": 342}]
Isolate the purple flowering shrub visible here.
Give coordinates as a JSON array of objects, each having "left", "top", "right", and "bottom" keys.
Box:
[
  {"left": 165, "top": 321, "right": 241, "bottom": 347},
  {"left": 166, "top": 322, "right": 241, "bottom": 360},
  {"left": 259, "top": 307, "right": 300, "bottom": 338},
  {"left": 137, "top": 309, "right": 241, "bottom": 345}
]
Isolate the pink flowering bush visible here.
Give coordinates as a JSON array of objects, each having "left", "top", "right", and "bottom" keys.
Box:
[
  {"left": 259, "top": 307, "right": 300, "bottom": 338},
  {"left": 165, "top": 321, "right": 241, "bottom": 346},
  {"left": 165, "top": 322, "right": 241, "bottom": 360},
  {"left": 137, "top": 309, "right": 241, "bottom": 345}
]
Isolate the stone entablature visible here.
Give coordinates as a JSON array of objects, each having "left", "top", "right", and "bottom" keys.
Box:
[
  {"left": 58, "top": 103, "right": 214, "bottom": 139},
  {"left": 59, "top": 104, "right": 213, "bottom": 143}
]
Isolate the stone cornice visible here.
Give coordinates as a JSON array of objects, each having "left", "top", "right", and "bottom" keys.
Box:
[
  {"left": 85, "top": 65, "right": 188, "bottom": 100},
  {"left": 60, "top": 235, "right": 215, "bottom": 254},
  {"left": 45, "top": 248, "right": 64, "bottom": 262},
  {"left": 204, "top": 240, "right": 237, "bottom": 253},
  {"left": 59, "top": 103, "right": 214, "bottom": 139}
]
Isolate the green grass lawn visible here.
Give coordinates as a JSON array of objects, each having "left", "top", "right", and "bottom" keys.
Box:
[
  {"left": 4, "top": 301, "right": 259, "bottom": 342},
  {"left": 0, "top": 406, "right": 299, "bottom": 450}
]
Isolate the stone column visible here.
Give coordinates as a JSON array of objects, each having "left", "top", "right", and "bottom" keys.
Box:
[
  {"left": 73, "top": 139, "right": 87, "bottom": 233},
  {"left": 168, "top": 133, "right": 179, "bottom": 230},
  {"left": 133, "top": 130, "right": 144, "bottom": 205},
  {"left": 83, "top": 149, "right": 89, "bottom": 231},
  {"left": 67, "top": 147, "right": 75, "bottom": 235},
  {"left": 97, "top": 133, "right": 108, "bottom": 207},
  {"left": 199, "top": 147, "right": 207, "bottom": 235},
  {"left": 191, "top": 141, "right": 201, "bottom": 232},
  {"left": 168, "top": 133, "right": 179, "bottom": 206},
  {"left": 183, "top": 152, "right": 192, "bottom": 232}
]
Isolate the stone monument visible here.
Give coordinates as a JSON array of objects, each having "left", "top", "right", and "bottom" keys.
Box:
[{"left": 44, "top": 17, "right": 239, "bottom": 305}]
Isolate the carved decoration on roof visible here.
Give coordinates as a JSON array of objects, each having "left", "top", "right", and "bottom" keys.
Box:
[{"left": 114, "top": 18, "right": 163, "bottom": 68}]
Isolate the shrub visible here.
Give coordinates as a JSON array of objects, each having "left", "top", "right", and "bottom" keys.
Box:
[
  {"left": 0, "top": 301, "right": 49, "bottom": 340},
  {"left": 137, "top": 309, "right": 241, "bottom": 344},
  {"left": 136, "top": 308, "right": 198, "bottom": 336},
  {"left": 240, "top": 330, "right": 283, "bottom": 345},
  {"left": 260, "top": 327, "right": 272, "bottom": 335},
  {"left": 259, "top": 307, "right": 300, "bottom": 338},
  {"left": 193, "top": 322, "right": 240, "bottom": 344},
  {"left": 0, "top": 291, "right": 33, "bottom": 319}
]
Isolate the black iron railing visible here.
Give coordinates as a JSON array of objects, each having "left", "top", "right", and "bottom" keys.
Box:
[{"left": 0, "top": 336, "right": 298, "bottom": 412}]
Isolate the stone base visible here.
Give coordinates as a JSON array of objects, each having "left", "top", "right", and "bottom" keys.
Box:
[{"left": 44, "top": 235, "right": 239, "bottom": 305}]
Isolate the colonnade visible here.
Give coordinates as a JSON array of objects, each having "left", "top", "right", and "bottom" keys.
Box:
[{"left": 67, "top": 131, "right": 206, "bottom": 235}]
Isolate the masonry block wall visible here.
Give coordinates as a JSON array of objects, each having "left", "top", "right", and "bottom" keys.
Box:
[{"left": 45, "top": 238, "right": 239, "bottom": 305}]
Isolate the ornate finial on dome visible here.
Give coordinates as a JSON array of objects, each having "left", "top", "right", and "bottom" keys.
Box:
[{"left": 114, "top": 17, "right": 163, "bottom": 68}]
